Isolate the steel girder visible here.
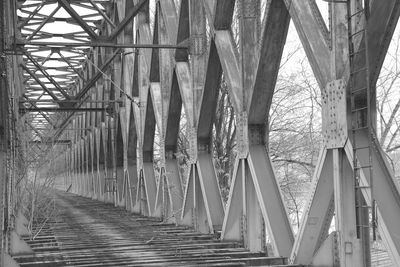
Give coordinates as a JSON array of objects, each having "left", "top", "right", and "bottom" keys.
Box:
[{"left": 9, "top": 1, "right": 400, "bottom": 267}]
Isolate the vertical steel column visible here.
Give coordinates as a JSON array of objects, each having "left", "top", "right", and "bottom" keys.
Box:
[
  {"left": 133, "top": 0, "right": 158, "bottom": 216},
  {"left": 291, "top": 1, "right": 375, "bottom": 265},
  {"left": 217, "top": 0, "right": 294, "bottom": 256},
  {"left": 0, "top": 0, "right": 8, "bottom": 261},
  {"left": 126, "top": 104, "right": 137, "bottom": 211},
  {"left": 176, "top": 0, "right": 225, "bottom": 234},
  {"left": 153, "top": 1, "right": 184, "bottom": 223},
  {"left": 121, "top": 0, "right": 137, "bottom": 211}
]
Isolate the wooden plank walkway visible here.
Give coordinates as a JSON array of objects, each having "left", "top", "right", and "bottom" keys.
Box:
[
  {"left": 13, "top": 192, "right": 298, "bottom": 267},
  {"left": 371, "top": 248, "right": 392, "bottom": 267}
]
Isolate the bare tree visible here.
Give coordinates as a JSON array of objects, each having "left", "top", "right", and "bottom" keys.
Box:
[{"left": 213, "top": 78, "right": 236, "bottom": 203}]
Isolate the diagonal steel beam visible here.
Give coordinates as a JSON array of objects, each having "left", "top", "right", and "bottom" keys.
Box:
[
  {"left": 50, "top": 53, "right": 120, "bottom": 138},
  {"left": 19, "top": 1, "right": 46, "bottom": 29},
  {"left": 248, "top": 0, "right": 290, "bottom": 124},
  {"left": 368, "top": 0, "right": 400, "bottom": 86},
  {"left": 107, "top": 0, "right": 148, "bottom": 40},
  {"left": 283, "top": 0, "right": 331, "bottom": 88},
  {"left": 23, "top": 91, "right": 53, "bottom": 124},
  {"left": 26, "top": 121, "right": 44, "bottom": 140},
  {"left": 57, "top": 0, "right": 98, "bottom": 40},
  {"left": 87, "top": 0, "right": 115, "bottom": 28},
  {"left": 54, "top": 95, "right": 91, "bottom": 139},
  {"left": 56, "top": 50, "right": 86, "bottom": 81},
  {"left": 23, "top": 50, "right": 54, "bottom": 84},
  {"left": 21, "top": 64, "right": 60, "bottom": 102},
  {"left": 75, "top": 48, "right": 121, "bottom": 100},
  {"left": 23, "top": 95, "right": 56, "bottom": 127},
  {"left": 23, "top": 50, "right": 71, "bottom": 99},
  {"left": 27, "top": 5, "right": 61, "bottom": 41}
]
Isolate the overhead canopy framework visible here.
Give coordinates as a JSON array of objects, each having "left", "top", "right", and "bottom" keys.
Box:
[
  {"left": 14, "top": 0, "right": 186, "bottom": 143},
  {"left": 16, "top": 0, "right": 114, "bottom": 141}
]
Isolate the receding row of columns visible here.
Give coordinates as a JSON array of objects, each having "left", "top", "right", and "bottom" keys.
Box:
[{"left": 50, "top": 1, "right": 400, "bottom": 267}]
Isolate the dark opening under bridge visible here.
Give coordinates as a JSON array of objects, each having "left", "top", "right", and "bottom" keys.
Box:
[{"left": 1, "top": 0, "right": 400, "bottom": 266}]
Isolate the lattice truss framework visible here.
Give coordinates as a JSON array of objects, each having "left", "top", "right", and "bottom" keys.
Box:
[{"left": 2, "top": 0, "right": 400, "bottom": 266}]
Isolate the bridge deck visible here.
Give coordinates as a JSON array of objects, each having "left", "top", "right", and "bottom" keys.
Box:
[{"left": 13, "top": 192, "right": 298, "bottom": 267}]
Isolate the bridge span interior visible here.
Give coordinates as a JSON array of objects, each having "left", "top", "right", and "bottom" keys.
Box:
[{"left": 1, "top": 0, "right": 400, "bottom": 266}]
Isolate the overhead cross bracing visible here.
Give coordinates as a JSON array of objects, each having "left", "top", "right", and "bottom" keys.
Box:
[
  {"left": 15, "top": 0, "right": 152, "bottom": 142},
  {"left": 1, "top": 0, "right": 400, "bottom": 266},
  {"left": 14, "top": 0, "right": 185, "bottom": 144}
]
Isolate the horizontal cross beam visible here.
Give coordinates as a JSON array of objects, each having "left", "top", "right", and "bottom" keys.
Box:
[
  {"left": 20, "top": 64, "right": 60, "bottom": 102},
  {"left": 20, "top": 100, "right": 123, "bottom": 104},
  {"left": 22, "top": 95, "right": 56, "bottom": 127},
  {"left": 29, "top": 140, "right": 71, "bottom": 144},
  {"left": 15, "top": 41, "right": 188, "bottom": 49},
  {"left": 23, "top": 50, "right": 72, "bottom": 99},
  {"left": 57, "top": 0, "right": 99, "bottom": 39},
  {"left": 20, "top": 107, "right": 113, "bottom": 112}
]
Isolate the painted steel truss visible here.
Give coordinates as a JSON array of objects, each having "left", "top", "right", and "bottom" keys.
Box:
[{"left": 1, "top": 0, "right": 400, "bottom": 266}]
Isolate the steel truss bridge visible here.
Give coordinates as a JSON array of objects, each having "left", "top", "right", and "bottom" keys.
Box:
[{"left": 1, "top": 0, "right": 400, "bottom": 266}]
